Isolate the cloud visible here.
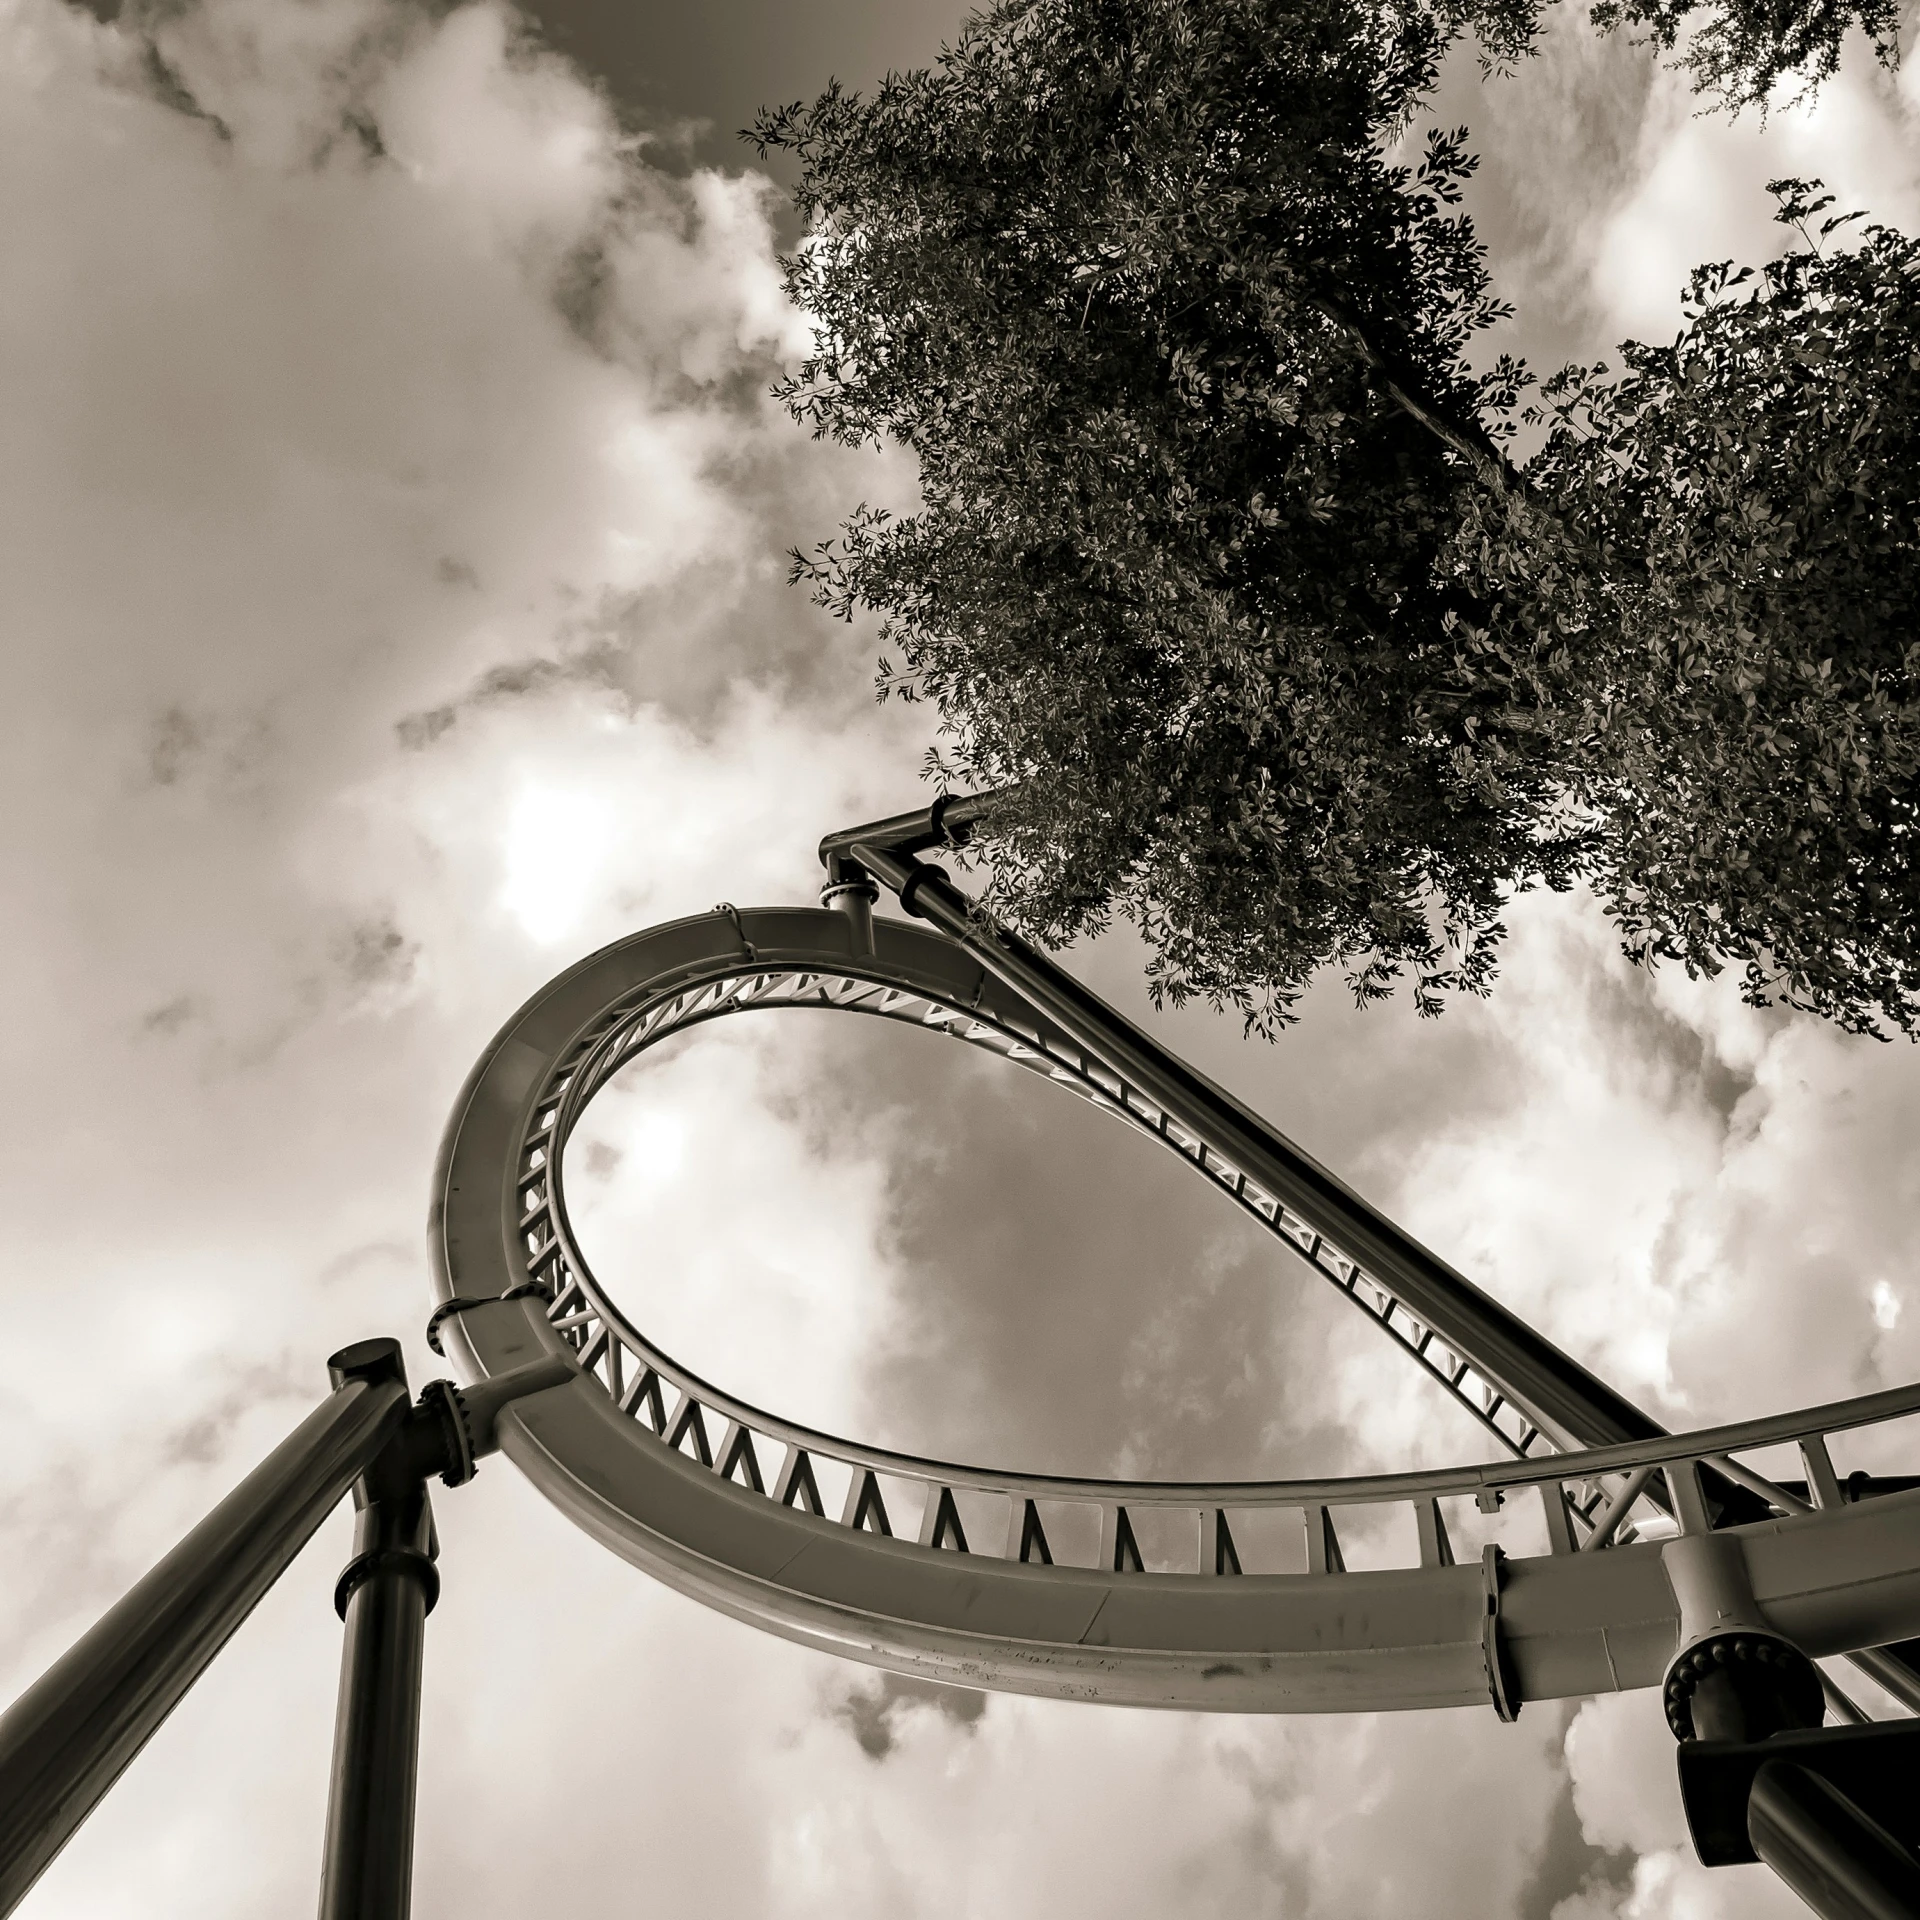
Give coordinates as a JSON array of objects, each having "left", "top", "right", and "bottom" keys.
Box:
[
  {"left": 0, "top": 0, "right": 924, "bottom": 1910},
  {"left": 1433, "top": 7, "right": 1920, "bottom": 379},
  {"left": 1427, "top": 4, "right": 1663, "bottom": 362},
  {"left": 566, "top": 1011, "right": 904, "bottom": 1439},
  {"left": 829, "top": 1671, "right": 989, "bottom": 1759},
  {"left": 1556, "top": 1694, "right": 1806, "bottom": 1918},
  {"left": 1575, "top": 53, "right": 1915, "bottom": 342},
  {"left": 1624, "top": 49, "right": 1919, "bottom": 334},
  {"left": 9, "top": 2, "right": 1920, "bottom": 1918}
]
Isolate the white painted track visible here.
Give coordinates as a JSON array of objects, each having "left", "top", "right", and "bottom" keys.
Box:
[{"left": 430, "top": 908, "right": 1920, "bottom": 1713}]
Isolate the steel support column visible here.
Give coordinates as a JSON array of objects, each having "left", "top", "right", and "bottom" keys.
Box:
[
  {"left": 318, "top": 1341, "right": 439, "bottom": 1920},
  {"left": 848, "top": 838, "right": 1658, "bottom": 1452},
  {"left": 0, "top": 1325, "right": 569, "bottom": 1920},
  {"left": 0, "top": 1366, "right": 411, "bottom": 1917},
  {"left": 1749, "top": 1761, "right": 1920, "bottom": 1920}
]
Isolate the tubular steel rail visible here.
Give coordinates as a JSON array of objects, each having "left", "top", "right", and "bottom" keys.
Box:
[
  {"left": 428, "top": 904, "right": 1920, "bottom": 1716},
  {"left": 12, "top": 809, "right": 1920, "bottom": 1920}
]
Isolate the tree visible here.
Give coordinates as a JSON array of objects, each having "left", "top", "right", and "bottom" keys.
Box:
[
  {"left": 1488, "top": 185, "right": 1920, "bottom": 1035},
  {"left": 1588, "top": 0, "right": 1900, "bottom": 111},
  {"left": 760, "top": 0, "right": 1581, "bottom": 1030},
  {"left": 758, "top": 0, "right": 1920, "bottom": 1036}
]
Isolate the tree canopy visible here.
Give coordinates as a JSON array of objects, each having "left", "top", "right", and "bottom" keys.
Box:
[
  {"left": 1589, "top": 0, "right": 1900, "bottom": 110},
  {"left": 1509, "top": 187, "right": 1920, "bottom": 1034},
  {"left": 756, "top": 0, "right": 1920, "bottom": 1036}
]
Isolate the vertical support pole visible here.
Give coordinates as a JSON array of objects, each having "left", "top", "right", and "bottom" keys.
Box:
[
  {"left": 1416, "top": 1499, "right": 1455, "bottom": 1569},
  {"left": 1539, "top": 1481, "right": 1578, "bottom": 1556},
  {"left": 0, "top": 1366, "right": 410, "bottom": 1919},
  {"left": 1799, "top": 1435, "right": 1845, "bottom": 1511},
  {"left": 820, "top": 864, "right": 878, "bottom": 956},
  {"left": 1666, "top": 1459, "right": 1716, "bottom": 1537},
  {"left": 1304, "top": 1506, "right": 1346, "bottom": 1575},
  {"left": 317, "top": 1342, "right": 438, "bottom": 1920},
  {"left": 1201, "top": 1509, "right": 1241, "bottom": 1576}
]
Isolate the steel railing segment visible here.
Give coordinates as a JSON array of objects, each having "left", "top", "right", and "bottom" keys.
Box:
[
  {"left": 428, "top": 905, "right": 1920, "bottom": 1716},
  {"left": 518, "top": 942, "right": 1558, "bottom": 1463},
  {"left": 13, "top": 811, "right": 1920, "bottom": 1920}
]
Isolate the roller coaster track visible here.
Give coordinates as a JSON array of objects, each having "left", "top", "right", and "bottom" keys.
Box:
[
  {"left": 430, "top": 902, "right": 1920, "bottom": 1717},
  {"left": 12, "top": 821, "right": 1920, "bottom": 1920}
]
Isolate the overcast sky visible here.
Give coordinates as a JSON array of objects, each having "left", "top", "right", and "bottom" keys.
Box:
[{"left": 6, "top": 0, "right": 1920, "bottom": 1915}]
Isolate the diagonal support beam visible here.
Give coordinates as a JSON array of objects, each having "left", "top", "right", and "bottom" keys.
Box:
[{"left": 845, "top": 836, "right": 1660, "bottom": 1457}]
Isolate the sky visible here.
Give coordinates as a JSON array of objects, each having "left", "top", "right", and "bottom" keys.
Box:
[{"left": 4, "top": 0, "right": 1920, "bottom": 1916}]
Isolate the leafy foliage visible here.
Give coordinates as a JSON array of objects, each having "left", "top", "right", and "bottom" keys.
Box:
[
  {"left": 762, "top": 0, "right": 1920, "bottom": 1037},
  {"left": 1588, "top": 0, "right": 1900, "bottom": 112},
  {"left": 1500, "top": 185, "right": 1920, "bottom": 1035},
  {"left": 758, "top": 0, "right": 1579, "bottom": 1031}
]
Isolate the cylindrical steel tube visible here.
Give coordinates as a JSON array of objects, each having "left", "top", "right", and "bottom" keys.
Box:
[
  {"left": 317, "top": 1499, "right": 433, "bottom": 1920},
  {"left": 818, "top": 788, "right": 1008, "bottom": 877},
  {"left": 1842, "top": 1646, "right": 1920, "bottom": 1716},
  {"left": 1749, "top": 1759, "right": 1920, "bottom": 1919},
  {"left": 850, "top": 843, "right": 1920, "bottom": 1708},
  {"left": 318, "top": 1338, "right": 436, "bottom": 1920},
  {"left": 0, "top": 1373, "right": 411, "bottom": 1917}
]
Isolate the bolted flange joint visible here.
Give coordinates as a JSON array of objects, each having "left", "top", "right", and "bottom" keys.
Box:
[
  {"left": 820, "top": 877, "right": 880, "bottom": 913},
  {"left": 1659, "top": 1531, "right": 1828, "bottom": 1744},
  {"left": 1664, "top": 1631, "right": 1826, "bottom": 1743},
  {"left": 425, "top": 1283, "right": 557, "bottom": 1363},
  {"left": 820, "top": 872, "right": 880, "bottom": 955},
  {"left": 413, "top": 1380, "right": 477, "bottom": 1489}
]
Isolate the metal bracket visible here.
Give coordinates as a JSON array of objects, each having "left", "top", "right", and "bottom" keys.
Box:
[
  {"left": 928, "top": 792, "right": 963, "bottom": 847},
  {"left": 334, "top": 1547, "right": 439, "bottom": 1621},
  {"left": 1483, "top": 1545, "right": 1521, "bottom": 1722},
  {"left": 426, "top": 1282, "right": 552, "bottom": 1357},
  {"left": 1679, "top": 1720, "right": 1920, "bottom": 1866},
  {"left": 819, "top": 876, "right": 879, "bottom": 956},
  {"left": 425, "top": 1296, "right": 489, "bottom": 1358},
  {"left": 711, "top": 902, "right": 759, "bottom": 962},
  {"left": 897, "top": 862, "right": 952, "bottom": 920},
  {"left": 414, "top": 1380, "right": 476, "bottom": 1488}
]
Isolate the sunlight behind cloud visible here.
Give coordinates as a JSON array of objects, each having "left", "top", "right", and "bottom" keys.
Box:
[
  {"left": 1591, "top": 58, "right": 1920, "bottom": 341},
  {"left": 500, "top": 781, "right": 611, "bottom": 942},
  {"left": 564, "top": 1017, "right": 903, "bottom": 1440}
]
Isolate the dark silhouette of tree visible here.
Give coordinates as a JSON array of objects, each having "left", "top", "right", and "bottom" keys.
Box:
[
  {"left": 1493, "top": 185, "right": 1920, "bottom": 1035},
  {"left": 1590, "top": 0, "right": 1899, "bottom": 111},
  {"left": 757, "top": 0, "right": 1920, "bottom": 1036}
]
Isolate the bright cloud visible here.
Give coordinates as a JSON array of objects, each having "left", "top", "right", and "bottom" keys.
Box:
[
  {"left": 499, "top": 781, "right": 611, "bottom": 942},
  {"left": 1589, "top": 53, "right": 1920, "bottom": 341},
  {"left": 8, "top": 2, "right": 1920, "bottom": 1919}
]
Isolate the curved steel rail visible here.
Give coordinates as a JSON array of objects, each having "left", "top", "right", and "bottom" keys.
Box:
[{"left": 430, "top": 908, "right": 1920, "bottom": 1713}]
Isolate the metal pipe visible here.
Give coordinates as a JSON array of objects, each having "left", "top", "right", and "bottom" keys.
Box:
[
  {"left": 1704, "top": 1449, "right": 1813, "bottom": 1516},
  {"left": 1839, "top": 1647, "right": 1920, "bottom": 1717},
  {"left": 1580, "top": 1466, "right": 1656, "bottom": 1552},
  {"left": 850, "top": 843, "right": 1660, "bottom": 1453},
  {"left": 318, "top": 1342, "right": 437, "bottom": 1920},
  {"left": 0, "top": 1367, "right": 410, "bottom": 1917},
  {"left": 1748, "top": 1759, "right": 1920, "bottom": 1919},
  {"left": 818, "top": 788, "right": 1010, "bottom": 882},
  {"left": 1820, "top": 1673, "right": 1870, "bottom": 1726},
  {"left": 846, "top": 839, "right": 1920, "bottom": 1709},
  {"left": 319, "top": 1568, "right": 429, "bottom": 1920},
  {"left": 820, "top": 874, "right": 877, "bottom": 953}
]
